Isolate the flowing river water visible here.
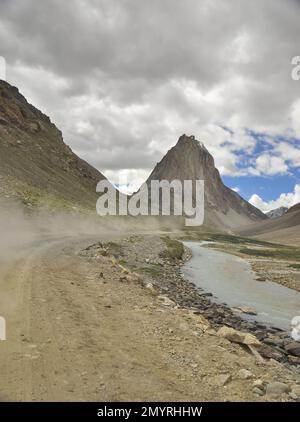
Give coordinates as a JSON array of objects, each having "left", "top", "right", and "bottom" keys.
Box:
[{"left": 182, "top": 241, "right": 300, "bottom": 331}]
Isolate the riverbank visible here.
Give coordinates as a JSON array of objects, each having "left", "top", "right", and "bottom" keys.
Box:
[
  {"left": 179, "top": 232, "right": 300, "bottom": 293},
  {"left": 183, "top": 241, "right": 300, "bottom": 331},
  {"left": 81, "top": 234, "right": 300, "bottom": 401}
]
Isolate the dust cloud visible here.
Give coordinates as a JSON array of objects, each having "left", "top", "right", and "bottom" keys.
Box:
[{"left": 0, "top": 199, "right": 121, "bottom": 264}]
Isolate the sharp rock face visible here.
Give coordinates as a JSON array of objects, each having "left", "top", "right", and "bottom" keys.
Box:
[{"left": 146, "top": 134, "right": 267, "bottom": 229}]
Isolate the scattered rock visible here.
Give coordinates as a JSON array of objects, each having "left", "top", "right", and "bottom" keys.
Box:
[
  {"left": 217, "top": 326, "right": 261, "bottom": 347},
  {"left": 285, "top": 342, "right": 300, "bottom": 357},
  {"left": 289, "top": 392, "right": 298, "bottom": 400},
  {"left": 237, "top": 369, "right": 253, "bottom": 380},
  {"left": 253, "top": 387, "right": 265, "bottom": 396},
  {"left": 253, "top": 379, "right": 265, "bottom": 390},
  {"left": 291, "top": 384, "right": 300, "bottom": 397},
  {"left": 252, "top": 380, "right": 266, "bottom": 395},
  {"left": 158, "top": 295, "right": 176, "bottom": 307},
  {"left": 189, "top": 311, "right": 210, "bottom": 331},
  {"left": 145, "top": 282, "right": 155, "bottom": 292},
  {"left": 264, "top": 335, "right": 283, "bottom": 347},
  {"left": 214, "top": 373, "right": 232, "bottom": 387},
  {"left": 259, "top": 344, "right": 284, "bottom": 360},
  {"left": 266, "top": 382, "right": 291, "bottom": 396},
  {"left": 232, "top": 307, "right": 257, "bottom": 316}
]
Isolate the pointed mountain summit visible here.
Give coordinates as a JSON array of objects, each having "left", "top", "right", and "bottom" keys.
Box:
[{"left": 146, "top": 134, "right": 267, "bottom": 229}]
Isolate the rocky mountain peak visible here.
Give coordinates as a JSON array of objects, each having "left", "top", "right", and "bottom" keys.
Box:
[
  {"left": 177, "top": 134, "right": 208, "bottom": 152},
  {"left": 146, "top": 134, "right": 267, "bottom": 229}
]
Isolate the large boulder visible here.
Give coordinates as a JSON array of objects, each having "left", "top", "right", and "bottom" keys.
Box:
[
  {"left": 285, "top": 342, "right": 300, "bottom": 357},
  {"left": 266, "top": 382, "right": 291, "bottom": 396},
  {"left": 217, "top": 326, "right": 261, "bottom": 347}
]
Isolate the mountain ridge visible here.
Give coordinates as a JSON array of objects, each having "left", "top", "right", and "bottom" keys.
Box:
[{"left": 0, "top": 80, "right": 106, "bottom": 209}]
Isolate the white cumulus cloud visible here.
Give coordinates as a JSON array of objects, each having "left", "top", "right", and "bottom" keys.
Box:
[{"left": 249, "top": 184, "right": 300, "bottom": 212}]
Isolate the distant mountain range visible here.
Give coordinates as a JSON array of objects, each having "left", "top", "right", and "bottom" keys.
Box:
[{"left": 266, "top": 207, "right": 288, "bottom": 219}]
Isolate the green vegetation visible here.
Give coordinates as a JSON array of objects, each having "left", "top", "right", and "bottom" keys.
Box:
[
  {"left": 139, "top": 266, "right": 161, "bottom": 278},
  {"left": 289, "top": 263, "right": 300, "bottom": 269},
  {"left": 20, "top": 188, "right": 90, "bottom": 213},
  {"left": 180, "top": 231, "right": 282, "bottom": 248},
  {"left": 239, "top": 247, "right": 300, "bottom": 261},
  {"left": 160, "top": 236, "right": 184, "bottom": 260}
]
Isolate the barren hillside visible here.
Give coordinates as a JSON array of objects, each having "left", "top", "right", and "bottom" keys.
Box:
[{"left": 0, "top": 81, "right": 106, "bottom": 210}]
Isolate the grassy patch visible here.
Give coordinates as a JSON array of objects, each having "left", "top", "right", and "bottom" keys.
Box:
[
  {"left": 289, "top": 263, "right": 300, "bottom": 269},
  {"left": 180, "top": 232, "right": 282, "bottom": 248},
  {"left": 20, "top": 188, "right": 89, "bottom": 213},
  {"left": 160, "top": 236, "right": 184, "bottom": 260},
  {"left": 239, "top": 247, "right": 300, "bottom": 261},
  {"left": 138, "top": 266, "right": 161, "bottom": 278}
]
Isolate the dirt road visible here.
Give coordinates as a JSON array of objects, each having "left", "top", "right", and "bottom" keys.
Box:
[{"left": 0, "top": 233, "right": 299, "bottom": 402}]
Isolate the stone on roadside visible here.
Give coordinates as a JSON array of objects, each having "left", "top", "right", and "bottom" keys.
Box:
[
  {"left": 158, "top": 295, "right": 176, "bottom": 307},
  {"left": 213, "top": 373, "right": 232, "bottom": 387},
  {"left": 237, "top": 369, "right": 253, "bottom": 380},
  {"left": 217, "top": 326, "right": 261, "bottom": 347},
  {"left": 252, "top": 379, "right": 265, "bottom": 391},
  {"left": 253, "top": 387, "right": 265, "bottom": 396},
  {"left": 266, "top": 382, "right": 291, "bottom": 396},
  {"left": 145, "top": 282, "right": 155, "bottom": 292},
  {"left": 232, "top": 307, "right": 257, "bottom": 316},
  {"left": 189, "top": 311, "right": 210, "bottom": 331},
  {"left": 285, "top": 342, "right": 300, "bottom": 357},
  {"left": 291, "top": 384, "right": 300, "bottom": 397}
]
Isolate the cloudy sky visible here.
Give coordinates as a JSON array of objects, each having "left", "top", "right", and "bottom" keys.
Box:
[{"left": 1, "top": 0, "right": 300, "bottom": 211}]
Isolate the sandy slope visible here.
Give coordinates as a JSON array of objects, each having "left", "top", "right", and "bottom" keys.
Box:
[
  {"left": 238, "top": 209, "right": 300, "bottom": 246},
  {"left": 0, "top": 233, "right": 299, "bottom": 402},
  {"left": 254, "top": 225, "right": 300, "bottom": 246}
]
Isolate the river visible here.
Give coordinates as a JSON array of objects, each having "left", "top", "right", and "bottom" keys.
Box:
[{"left": 182, "top": 241, "right": 300, "bottom": 330}]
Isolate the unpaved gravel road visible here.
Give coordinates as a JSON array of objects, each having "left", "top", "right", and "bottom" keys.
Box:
[
  {"left": 0, "top": 233, "right": 123, "bottom": 401},
  {"left": 0, "top": 232, "right": 299, "bottom": 402}
]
